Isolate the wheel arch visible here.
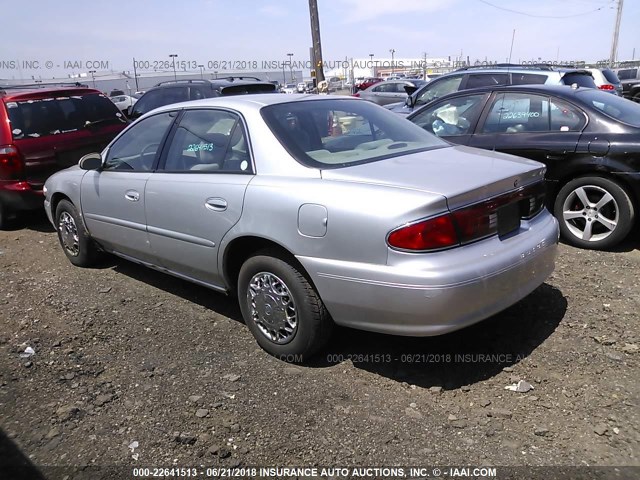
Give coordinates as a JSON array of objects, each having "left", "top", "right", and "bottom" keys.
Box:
[
  {"left": 549, "top": 165, "right": 640, "bottom": 213},
  {"left": 50, "top": 192, "right": 72, "bottom": 218},
  {"left": 222, "top": 235, "right": 314, "bottom": 296}
]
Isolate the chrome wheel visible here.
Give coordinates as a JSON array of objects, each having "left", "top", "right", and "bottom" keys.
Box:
[
  {"left": 247, "top": 272, "right": 297, "bottom": 344},
  {"left": 562, "top": 185, "right": 619, "bottom": 242},
  {"left": 58, "top": 211, "right": 80, "bottom": 256}
]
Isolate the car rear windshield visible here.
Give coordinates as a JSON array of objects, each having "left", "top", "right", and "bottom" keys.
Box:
[
  {"left": 601, "top": 69, "right": 620, "bottom": 84},
  {"left": 220, "top": 83, "right": 277, "bottom": 96},
  {"left": 261, "top": 99, "right": 447, "bottom": 169},
  {"left": 577, "top": 89, "right": 640, "bottom": 127},
  {"left": 6, "top": 93, "right": 124, "bottom": 140},
  {"left": 561, "top": 72, "right": 597, "bottom": 88},
  {"left": 616, "top": 68, "right": 637, "bottom": 80}
]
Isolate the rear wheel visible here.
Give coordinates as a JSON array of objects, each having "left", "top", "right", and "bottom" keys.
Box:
[
  {"left": 238, "top": 250, "right": 332, "bottom": 362},
  {"left": 553, "top": 176, "right": 634, "bottom": 249},
  {"left": 55, "top": 199, "right": 102, "bottom": 267}
]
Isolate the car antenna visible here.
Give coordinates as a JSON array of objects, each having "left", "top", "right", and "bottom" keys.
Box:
[{"left": 494, "top": 29, "right": 517, "bottom": 152}]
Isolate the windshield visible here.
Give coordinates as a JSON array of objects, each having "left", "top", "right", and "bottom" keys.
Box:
[
  {"left": 577, "top": 89, "right": 640, "bottom": 127},
  {"left": 7, "top": 93, "right": 124, "bottom": 140},
  {"left": 261, "top": 99, "right": 447, "bottom": 169},
  {"left": 616, "top": 69, "right": 637, "bottom": 80}
]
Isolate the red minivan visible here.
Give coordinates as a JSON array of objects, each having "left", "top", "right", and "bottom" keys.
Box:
[{"left": 0, "top": 85, "right": 127, "bottom": 227}]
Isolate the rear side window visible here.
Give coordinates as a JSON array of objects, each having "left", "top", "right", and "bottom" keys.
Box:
[
  {"left": 6, "top": 93, "right": 124, "bottom": 140},
  {"left": 561, "top": 72, "right": 597, "bottom": 88},
  {"left": 465, "top": 73, "right": 509, "bottom": 89},
  {"left": 601, "top": 69, "right": 620, "bottom": 84},
  {"left": 616, "top": 69, "right": 637, "bottom": 80},
  {"left": 511, "top": 73, "right": 547, "bottom": 85}
]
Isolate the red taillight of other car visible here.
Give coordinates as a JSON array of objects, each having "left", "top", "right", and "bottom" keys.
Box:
[
  {"left": 387, "top": 182, "right": 546, "bottom": 252},
  {"left": 0, "top": 145, "right": 25, "bottom": 181},
  {"left": 599, "top": 84, "right": 615, "bottom": 91}
]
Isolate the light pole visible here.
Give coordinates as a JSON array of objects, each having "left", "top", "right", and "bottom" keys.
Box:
[
  {"left": 389, "top": 48, "right": 395, "bottom": 75},
  {"left": 287, "top": 53, "right": 294, "bottom": 83},
  {"left": 169, "top": 54, "right": 178, "bottom": 81},
  {"left": 369, "top": 53, "right": 375, "bottom": 75},
  {"left": 198, "top": 64, "right": 204, "bottom": 80},
  {"left": 88, "top": 70, "right": 96, "bottom": 88}
]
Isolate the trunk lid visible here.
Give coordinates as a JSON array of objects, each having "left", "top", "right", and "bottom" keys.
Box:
[{"left": 321, "top": 145, "right": 546, "bottom": 210}]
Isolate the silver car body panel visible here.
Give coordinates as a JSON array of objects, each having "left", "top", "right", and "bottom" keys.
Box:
[{"left": 44, "top": 94, "right": 559, "bottom": 337}]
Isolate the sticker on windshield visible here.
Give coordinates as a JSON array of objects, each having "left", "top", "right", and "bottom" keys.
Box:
[
  {"left": 12, "top": 128, "right": 22, "bottom": 135},
  {"left": 6, "top": 102, "right": 17, "bottom": 108},
  {"left": 240, "top": 160, "right": 248, "bottom": 171},
  {"left": 560, "top": 126, "right": 570, "bottom": 132}
]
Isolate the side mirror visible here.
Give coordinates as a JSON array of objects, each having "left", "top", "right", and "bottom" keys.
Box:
[
  {"left": 79, "top": 152, "right": 103, "bottom": 170},
  {"left": 404, "top": 85, "right": 418, "bottom": 96}
]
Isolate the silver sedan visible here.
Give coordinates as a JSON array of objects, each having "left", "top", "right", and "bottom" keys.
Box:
[
  {"left": 357, "top": 80, "right": 427, "bottom": 106},
  {"left": 44, "top": 94, "right": 558, "bottom": 360}
]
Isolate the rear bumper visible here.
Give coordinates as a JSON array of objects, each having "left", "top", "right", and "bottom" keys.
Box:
[
  {"left": 0, "top": 181, "right": 44, "bottom": 212},
  {"left": 298, "top": 211, "right": 559, "bottom": 336}
]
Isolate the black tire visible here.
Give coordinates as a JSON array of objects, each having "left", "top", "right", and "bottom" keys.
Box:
[
  {"left": 238, "top": 250, "right": 332, "bottom": 362},
  {"left": 0, "top": 201, "right": 9, "bottom": 230},
  {"left": 553, "top": 176, "right": 635, "bottom": 250},
  {"left": 55, "top": 199, "right": 101, "bottom": 267}
]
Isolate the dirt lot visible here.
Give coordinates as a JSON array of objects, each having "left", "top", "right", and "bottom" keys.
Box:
[{"left": 1, "top": 213, "right": 639, "bottom": 478}]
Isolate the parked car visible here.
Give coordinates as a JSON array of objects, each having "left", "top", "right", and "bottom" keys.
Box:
[
  {"left": 614, "top": 67, "right": 640, "bottom": 101},
  {"left": 407, "top": 84, "right": 640, "bottom": 249},
  {"left": 0, "top": 84, "right": 127, "bottom": 228},
  {"left": 44, "top": 94, "right": 558, "bottom": 360},
  {"left": 327, "top": 76, "right": 343, "bottom": 91},
  {"left": 585, "top": 68, "right": 623, "bottom": 95},
  {"left": 297, "top": 82, "right": 307, "bottom": 93},
  {"left": 355, "top": 80, "right": 427, "bottom": 106},
  {"left": 110, "top": 94, "right": 137, "bottom": 113},
  {"left": 282, "top": 83, "right": 297, "bottom": 94},
  {"left": 129, "top": 78, "right": 277, "bottom": 119},
  {"left": 354, "top": 77, "right": 384, "bottom": 91},
  {"left": 385, "top": 64, "right": 597, "bottom": 115}
]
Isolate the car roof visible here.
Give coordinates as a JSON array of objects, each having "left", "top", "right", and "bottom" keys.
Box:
[{"left": 148, "top": 93, "right": 357, "bottom": 115}]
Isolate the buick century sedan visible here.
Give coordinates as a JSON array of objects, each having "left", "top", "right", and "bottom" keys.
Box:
[{"left": 44, "top": 94, "right": 559, "bottom": 360}]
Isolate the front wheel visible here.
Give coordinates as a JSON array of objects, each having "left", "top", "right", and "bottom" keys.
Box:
[
  {"left": 553, "top": 176, "right": 635, "bottom": 249},
  {"left": 55, "top": 199, "right": 102, "bottom": 267},
  {"left": 238, "top": 251, "right": 332, "bottom": 362}
]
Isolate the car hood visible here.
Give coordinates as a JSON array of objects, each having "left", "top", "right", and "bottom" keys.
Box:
[{"left": 320, "top": 145, "right": 546, "bottom": 210}]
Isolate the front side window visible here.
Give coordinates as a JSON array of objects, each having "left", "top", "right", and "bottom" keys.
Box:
[
  {"left": 163, "top": 109, "right": 251, "bottom": 173},
  {"left": 415, "top": 75, "right": 463, "bottom": 106},
  {"left": 103, "top": 112, "right": 176, "bottom": 171},
  {"left": 410, "top": 94, "right": 486, "bottom": 136},
  {"left": 261, "top": 99, "right": 447, "bottom": 168}
]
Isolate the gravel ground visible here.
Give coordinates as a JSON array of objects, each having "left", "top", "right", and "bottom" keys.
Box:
[{"left": 0, "top": 213, "right": 639, "bottom": 479}]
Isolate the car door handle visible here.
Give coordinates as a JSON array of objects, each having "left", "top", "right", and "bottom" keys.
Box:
[
  {"left": 125, "top": 190, "right": 140, "bottom": 202},
  {"left": 205, "top": 197, "right": 228, "bottom": 212}
]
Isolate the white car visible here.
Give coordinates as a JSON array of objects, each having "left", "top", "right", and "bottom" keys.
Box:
[
  {"left": 296, "top": 82, "right": 306, "bottom": 93},
  {"left": 282, "top": 84, "right": 297, "bottom": 94},
  {"left": 110, "top": 95, "right": 137, "bottom": 112}
]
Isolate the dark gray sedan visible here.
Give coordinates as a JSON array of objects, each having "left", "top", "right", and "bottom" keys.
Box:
[{"left": 356, "top": 80, "right": 426, "bottom": 106}]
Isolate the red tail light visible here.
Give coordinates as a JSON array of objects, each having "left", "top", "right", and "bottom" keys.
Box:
[
  {"left": 387, "top": 182, "right": 546, "bottom": 252},
  {"left": 599, "top": 84, "right": 615, "bottom": 91},
  {"left": 352, "top": 92, "right": 360, "bottom": 97},
  {"left": 388, "top": 214, "right": 459, "bottom": 250},
  {"left": 0, "top": 145, "right": 25, "bottom": 181}
]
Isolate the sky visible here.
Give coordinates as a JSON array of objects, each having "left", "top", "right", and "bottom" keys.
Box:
[{"left": 1, "top": 0, "right": 638, "bottom": 79}]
